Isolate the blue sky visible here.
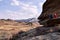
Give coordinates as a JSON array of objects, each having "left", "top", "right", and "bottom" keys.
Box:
[{"left": 0, "top": 0, "right": 46, "bottom": 20}]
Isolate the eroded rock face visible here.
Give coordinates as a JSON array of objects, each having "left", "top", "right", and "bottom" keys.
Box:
[{"left": 38, "top": 0, "right": 60, "bottom": 21}]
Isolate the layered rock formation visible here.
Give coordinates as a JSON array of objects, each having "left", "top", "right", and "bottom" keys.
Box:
[{"left": 38, "top": 0, "right": 60, "bottom": 21}]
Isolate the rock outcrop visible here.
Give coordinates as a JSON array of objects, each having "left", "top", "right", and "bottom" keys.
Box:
[
  {"left": 10, "top": 27, "right": 60, "bottom": 40},
  {"left": 38, "top": 0, "right": 60, "bottom": 21}
]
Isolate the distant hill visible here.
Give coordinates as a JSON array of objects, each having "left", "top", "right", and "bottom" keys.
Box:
[{"left": 15, "top": 18, "right": 39, "bottom": 23}]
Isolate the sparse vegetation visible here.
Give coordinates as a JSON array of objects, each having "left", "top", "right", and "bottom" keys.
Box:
[{"left": 0, "top": 19, "right": 40, "bottom": 40}]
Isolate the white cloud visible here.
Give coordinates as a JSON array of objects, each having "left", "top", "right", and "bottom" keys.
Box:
[
  {"left": 11, "top": 0, "right": 20, "bottom": 6},
  {"left": 9, "top": 1, "right": 39, "bottom": 19},
  {"left": 9, "top": 0, "right": 46, "bottom": 19},
  {"left": 20, "top": 3, "right": 39, "bottom": 18},
  {"left": 5, "top": 5, "right": 38, "bottom": 20},
  {"left": 0, "top": 0, "right": 46, "bottom": 20}
]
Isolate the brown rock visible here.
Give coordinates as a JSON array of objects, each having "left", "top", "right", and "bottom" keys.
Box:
[{"left": 38, "top": 0, "right": 60, "bottom": 21}]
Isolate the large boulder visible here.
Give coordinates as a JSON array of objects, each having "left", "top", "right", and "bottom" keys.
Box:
[
  {"left": 38, "top": 0, "right": 60, "bottom": 26},
  {"left": 38, "top": 0, "right": 60, "bottom": 21}
]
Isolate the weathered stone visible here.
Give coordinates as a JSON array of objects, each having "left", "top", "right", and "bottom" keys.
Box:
[
  {"left": 38, "top": 0, "right": 60, "bottom": 21},
  {"left": 38, "top": 0, "right": 60, "bottom": 27}
]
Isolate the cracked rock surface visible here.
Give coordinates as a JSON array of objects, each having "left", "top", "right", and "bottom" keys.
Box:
[{"left": 22, "top": 32, "right": 60, "bottom": 40}]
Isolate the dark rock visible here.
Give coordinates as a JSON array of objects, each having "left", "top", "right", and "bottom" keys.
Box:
[
  {"left": 10, "top": 27, "right": 58, "bottom": 40},
  {"left": 38, "top": 0, "right": 60, "bottom": 21},
  {"left": 23, "top": 32, "right": 60, "bottom": 40}
]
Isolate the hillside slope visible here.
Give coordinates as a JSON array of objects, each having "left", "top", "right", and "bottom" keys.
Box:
[{"left": 0, "top": 19, "right": 41, "bottom": 40}]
